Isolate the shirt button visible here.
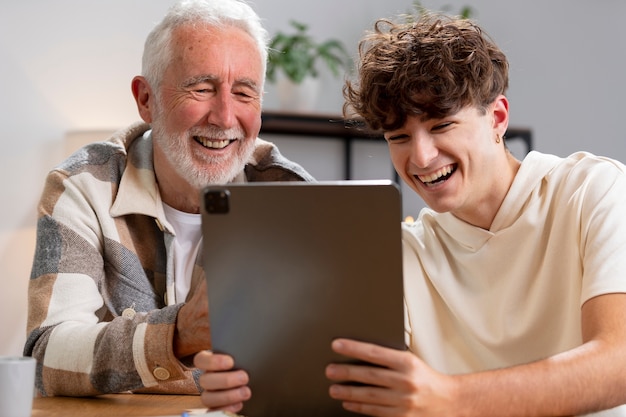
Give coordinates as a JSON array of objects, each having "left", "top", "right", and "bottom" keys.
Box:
[
  {"left": 153, "top": 367, "right": 170, "bottom": 381},
  {"left": 121, "top": 308, "right": 136, "bottom": 319}
]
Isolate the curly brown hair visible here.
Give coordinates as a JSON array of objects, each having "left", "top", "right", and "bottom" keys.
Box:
[{"left": 344, "top": 13, "right": 509, "bottom": 131}]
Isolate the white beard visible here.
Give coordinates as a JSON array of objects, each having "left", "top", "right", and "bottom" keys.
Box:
[{"left": 150, "top": 114, "right": 255, "bottom": 190}]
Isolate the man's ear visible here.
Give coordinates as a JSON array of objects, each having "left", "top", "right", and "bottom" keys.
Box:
[
  {"left": 492, "top": 95, "right": 509, "bottom": 137},
  {"left": 131, "top": 76, "right": 154, "bottom": 123}
]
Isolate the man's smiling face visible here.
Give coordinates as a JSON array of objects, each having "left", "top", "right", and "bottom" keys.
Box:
[
  {"left": 151, "top": 23, "right": 264, "bottom": 190},
  {"left": 384, "top": 97, "right": 514, "bottom": 228}
]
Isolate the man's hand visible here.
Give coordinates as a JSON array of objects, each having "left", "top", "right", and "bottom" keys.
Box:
[
  {"left": 194, "top": 350, "right": 251, "bottom": 413},
  {"left": 174, "top": 280, "right": 211, "bottom": 359},
  {"left": 326, "top": 338, "right": 456, "bottom": 417}
]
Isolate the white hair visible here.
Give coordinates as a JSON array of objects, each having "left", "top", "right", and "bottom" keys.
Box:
[{"left": 142, "top": 0, "right": 269, "bottom": 90}]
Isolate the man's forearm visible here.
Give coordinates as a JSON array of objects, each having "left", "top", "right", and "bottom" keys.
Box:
[{"left": 454, "top": 342, "right": 626, "bottom": 417}]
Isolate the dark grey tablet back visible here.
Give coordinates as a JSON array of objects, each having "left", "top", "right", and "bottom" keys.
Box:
[{"left": 201, "top": 180, "right": 405, "bottom": 417}]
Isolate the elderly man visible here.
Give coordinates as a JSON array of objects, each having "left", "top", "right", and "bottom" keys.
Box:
[{"left": 24, "top": 0, "right": 313, "bottom": 396}]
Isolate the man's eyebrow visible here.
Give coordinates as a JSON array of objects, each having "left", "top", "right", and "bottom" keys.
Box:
[
  {"left": 181, "top": 74, "right": 218, "bottom": 88},
  {"left": 235, "top": 77, "right": 261, "bottom": 94}
]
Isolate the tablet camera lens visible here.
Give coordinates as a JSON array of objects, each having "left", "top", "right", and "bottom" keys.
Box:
[{"left": 205, "top": 190, "right": 230, "bottom": 214}]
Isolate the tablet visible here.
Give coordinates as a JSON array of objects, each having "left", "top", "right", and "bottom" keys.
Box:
[{"left": 201, "top": 180, "right": 405, "bottom": 417}]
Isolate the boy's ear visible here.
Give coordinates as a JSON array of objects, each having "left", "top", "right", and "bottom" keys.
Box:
[
  {"left": 492, "top": 95, "right": 509, "bottom": 136},
  {"left": 131, "top": 76, "right": 154, "bottom": 123}
]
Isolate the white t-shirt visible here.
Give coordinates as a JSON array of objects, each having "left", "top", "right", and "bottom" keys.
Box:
[
  {"left": 162, "top": 202, "right": 203, "bottom": 303},
  {"left": 402, "top": 151, "right": 626, "bottom": 416}
]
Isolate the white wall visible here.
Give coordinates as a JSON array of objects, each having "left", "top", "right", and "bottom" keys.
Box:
[{"left": 2, "top": 0, "right": 625, "bottom": 356}]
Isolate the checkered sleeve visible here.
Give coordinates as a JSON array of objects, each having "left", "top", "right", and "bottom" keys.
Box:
[{"left": 24, "top": 153, "right": 198, "bottom": 396}]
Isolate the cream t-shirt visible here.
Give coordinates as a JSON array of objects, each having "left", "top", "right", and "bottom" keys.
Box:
[{"left": 402, "top": 151, "right": 626, "bottom": 416}]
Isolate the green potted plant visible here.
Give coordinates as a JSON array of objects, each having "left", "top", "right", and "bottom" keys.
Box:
[
  {"left": 409, "top": 1, "right": 474, "bottom": 19},
  {"left": 266, "top": 20, "right": 351, "bottom": 112},
  {"left": 267, "top": 20, "right": 351, "bottom": 84}
]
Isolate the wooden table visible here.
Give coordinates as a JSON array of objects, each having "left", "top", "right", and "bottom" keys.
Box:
[{"left": 32, "top": 394, "right": 207, "bottom": 417}]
